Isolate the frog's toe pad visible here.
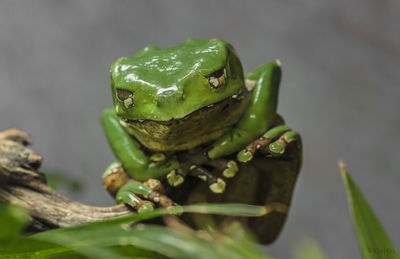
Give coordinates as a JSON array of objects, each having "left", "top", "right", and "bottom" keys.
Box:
[
  {"left": 167, "top": 170, "right": 185, "bottom": 187},
  {"left": 237, "top": 150, "right": 253, "bottom": 163},
  {"left": 267, "top": 130, "right": 300, "bottom": 156},
  {"left": 209, "top": 178, "right": 226, "bottom": 193},
  {"left": 222, "top": 160, "right": 238, "bottom": 178},
  {"left": 238, "top": 126, "right": 300, "bottom": 160}
]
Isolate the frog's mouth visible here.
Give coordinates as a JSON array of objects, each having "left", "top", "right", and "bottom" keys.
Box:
[{"left": 120, "top": 93, "right": 251, "bottom": 152}]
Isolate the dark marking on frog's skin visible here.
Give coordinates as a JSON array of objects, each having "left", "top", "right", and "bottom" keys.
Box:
[{"left": 122, "top": 93, "right": 250, "bottom": 151}]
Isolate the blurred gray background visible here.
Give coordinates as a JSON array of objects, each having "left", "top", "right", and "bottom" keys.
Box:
[{"left": 1, "top": 1, "right": 399, "bottom": 258}]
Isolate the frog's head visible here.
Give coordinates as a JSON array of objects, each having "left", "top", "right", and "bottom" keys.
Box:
[{"left": 110, "top": 38, "right": 249, "bottom": 151}]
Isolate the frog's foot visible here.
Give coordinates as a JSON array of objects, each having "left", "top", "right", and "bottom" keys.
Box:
[
  {"left": 188, "top": 166, "right": 226, "bottom": 194},
  {"left": 207, "top": 159, "right": 239, "bottom": 179},
  {"left": 237, "top": 125, "right": 301, "bottom": 163},
  {"left": 116, "top": 183, "right": 155, "bottom": 213},
  {"left": 116, "top": 178, "right": 179, "bottom": 213},
  {"left": 167, "top": 150, "right": 227, "bottom": 193},
  {"left": 103, "top": 161, "right": 130, "bottom": 197},
  {"left": 150, "top": 152, "right": 167, "bottom": 165},
  {"left": 166, "top": 169, "right": 186, "bottom": 187},
  {"left": 143, "top": 179, "right": 176, "bottom": 208},
  {"left": 166, "top": 150, "right": 207, "bottom": 187},
  {"left": 167, "top": 165, "right": 226, "bottom": 194}
]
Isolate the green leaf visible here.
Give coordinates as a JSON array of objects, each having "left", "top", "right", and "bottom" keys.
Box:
[
  {"left": 339, "top": 161, "right": 400, "bottom": 259},
  {"left": 33, "top": 224, "right": 268, "bottom": 259},
  {"left": 183, "top": 203, "right": 267, "bottom": 216},
  {"left": 0, "top": 203, "right": 271, "bottom": 258},
  {"left": 0, "top": 203, "right": 30, "bottom": 239},
  {"left": 43, "top": 203, "right": 270, "bottom": 259},
  {"left": 292, "top": 237, "right": 329, "bottom": 259},
  {"left": 35, "top": 202, "right": 266, "bottom": 233}
]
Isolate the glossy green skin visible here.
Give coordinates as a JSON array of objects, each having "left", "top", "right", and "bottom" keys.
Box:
[
  {"left": 208, "top": 62, "right": 281, "bottom": 158},
  {"left": 102, "top": 38, "right": 281, "bottom": 180},
  {"left": 110, "top": 38, "right": 245, "bottom": 121}
]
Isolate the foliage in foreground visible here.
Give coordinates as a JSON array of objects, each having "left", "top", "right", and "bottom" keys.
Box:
[
  {"left": 0, "top": 203, "right": 270, "bottom": 259},
  {"left": 339, "top": 162, "right": 399, "bottom": 259},
  {"left": 0, "top": 162, "right": 398, "bottom": 259},
  {"left": 294, "top": 163, "right": 399, "bottom": 259}
]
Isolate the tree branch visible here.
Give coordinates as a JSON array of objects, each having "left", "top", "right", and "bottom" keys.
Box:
[{"left": 0, "top": 129, "right": 132, "bottom": 231}]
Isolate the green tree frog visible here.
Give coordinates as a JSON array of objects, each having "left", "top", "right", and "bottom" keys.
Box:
[{"left": 101, "top": 38, "right": 302, "bottom": 243}]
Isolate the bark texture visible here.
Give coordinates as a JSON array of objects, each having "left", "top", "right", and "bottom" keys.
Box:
[{"left": 0, "top": 129, "right": 131, "bottom": 232}]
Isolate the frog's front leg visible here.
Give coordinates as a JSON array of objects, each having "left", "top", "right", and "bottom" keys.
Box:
[
  {"left": 237, "top": 125, "right": 302, "bottom": 162},
  {"left": 208, "top": 61, "right": 302, "bottom": 161},
  {"left": 208, "top": 61, "right": 282, "bottom": 159},
  {"left": 101, "top": 108, "right": 180, "bottom": 180},
  {"left": 102, "top": 108, "right": 181, "bottom": 210}
]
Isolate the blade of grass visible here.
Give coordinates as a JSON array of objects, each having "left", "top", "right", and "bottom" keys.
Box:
[
  {"left": 0, "top": 203, "right": 270, "bottom": 258},
  {"left": 30, "top": 202, "right": 267, "bottom": 234},
  {"left": 33, "top": 223, "right": 269, "bottom": 259},
  {"left": 339, "top": 161, "right": 399, "bottom": 259},
  {"left": 183, "top": 203, "right": 267, "bottom": 216},
  {"left": 26, "top": 203, "right": 271, "bottom": 259}
]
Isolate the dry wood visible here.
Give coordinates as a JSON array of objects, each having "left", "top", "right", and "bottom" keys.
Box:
[{"left": 0, "top": 129, "right": 132, "bottom": 231}]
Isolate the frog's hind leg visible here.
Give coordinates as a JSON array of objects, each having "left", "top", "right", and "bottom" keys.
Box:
[
  {"left": 237, "top": 126, "right": 301, "bottom": 163},
  {"left": 208, "top": 61, "right": 281, "bottom": 159}
]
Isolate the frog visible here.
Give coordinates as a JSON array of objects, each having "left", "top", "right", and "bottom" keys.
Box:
[{"left": 101, "top": 38, "right": 302, "bottom": 243}]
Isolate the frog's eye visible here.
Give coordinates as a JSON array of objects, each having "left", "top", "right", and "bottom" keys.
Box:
[
  {"left": 207, "top": 68, "right": 226, "bottom": 89},
  {"left": 116, "top": 89, "right": 134, "bottom": 109}
]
